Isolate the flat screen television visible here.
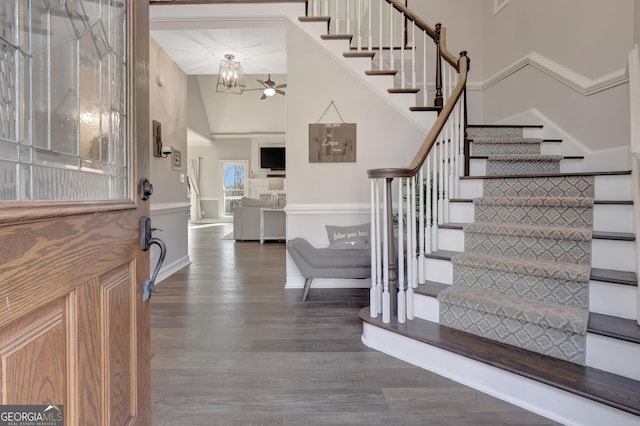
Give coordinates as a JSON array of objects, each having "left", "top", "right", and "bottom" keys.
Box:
[{"left": 260, "top": 147, "right": 285, "bottom": 170}]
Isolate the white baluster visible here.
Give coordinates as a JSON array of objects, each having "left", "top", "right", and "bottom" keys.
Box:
[
  {"left": 418, "top": 167, "right": 425, "bottom": 282},
  {"left": 432, "top": 144, "right": 440, "bottom": 246},
  {"left": 346, "top": 0, "right": 351, "bottom": 36},
  {"left": 389, "top": 2, "right": 393, "bottom": 73},
  {"left": 423, "top": 31, "right": 428, "bottom": 106},
  {"left": 334, "top": 0, "right": 339, "bottom": 34},
  {"left": 411, "top": 24, "right": 416, "bottom": 90},
  {"left": 323, "top": 0, "right": 329, "bottom": 17},
  {"left": 407, "top": 176, "right": 417, "bottom": 320},
  {"left": 370, "top": 179, "right": 378, "bottom": 318},
  {"left": 374, "top": 179, "right": 382, "bottom": 314},
  {"left": 397, "top": 179, "right": 406, "bottom": 323},
  {"left": 378, "top": 0, "right": 383, "bottom": 69},
  {"left": 367, "top": 0, "right": 372, "bottom": 51},
  {"left": 425, "top": 155, "right": 432, "bottom": 255},
  {"left": 400, "top": 12, "right": 405, "bottom": 88},
  {"left": 357, "top": 0, "right": 362, "bottom": 51},
  {"left": 382, "top": 179, "right": 390, "bottom": 323}
]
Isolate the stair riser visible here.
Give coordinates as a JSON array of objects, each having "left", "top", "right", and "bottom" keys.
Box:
[
  {"left": 469, "top": 158, "right": 583, "bottom": 176},
  {"left": 471, "top": 142, "right": 541, "bottom": 156},
  {"left": 590, "top": 281, "right": 638, "bottom": 320},
  {"left": 451, "top": 202, "right": 632, "bottom": 233},
  {"left": 439, "top": 302, "right": 586, "bottom": 364},
  {"left": 424, "top": 257, "right": 452, "bottom": 283},
  {"left": 465, "top": 232, "right": 591, "bottom": 265},
  {"left": 474, "top": 204, "right": 593, "bottom": 228},
  {"left": 591, "top": 239, "right": 637, "bottom": 271},
  {"left": 460, "top": 175, "right": 627, "bottom": 200},
  {"left": 586, "top": 334, "right": 640, "bottom": 381},
  {"left": 453, "top": 264, "right": 588, "bottom": 309}
]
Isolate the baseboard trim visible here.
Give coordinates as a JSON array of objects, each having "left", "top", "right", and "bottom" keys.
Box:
[
  {"left": 156, "top": 255, "right": 191, "bottom": 285},
  {"left": 285, "top": 203, "right": 370, "bottom": 215},
  {"left": 285, "top": 276, "right": 371, "bottom": 289}
]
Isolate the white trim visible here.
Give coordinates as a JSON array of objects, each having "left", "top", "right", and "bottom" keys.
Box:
[
  {"left": 285, "top": 203, "right": 370, "bottom": 216},
  {"left": 362, "top": 323, "right": 640, "bottom": 426},
  {"left": 481, "top": 51, "right": 628, "bottom": 96},
  {"left": 493, "top": 0, "right": 510, "bottom": 15},
  {"left": 285, "top": 276, "right": 371, "bottom": 289},
  {"left": 629, "top": 44, "right": 640, "bottom": 159},
  {"left": 150, "top": 202, "right": 190, "bottom": 215},
  {"left": 155, "top": 255, "right": 191, "bottom": 285}
]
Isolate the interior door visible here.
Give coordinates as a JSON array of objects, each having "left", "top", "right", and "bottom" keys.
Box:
[{"left": 0, "top": 1, "right": 150, "bottom": 425}]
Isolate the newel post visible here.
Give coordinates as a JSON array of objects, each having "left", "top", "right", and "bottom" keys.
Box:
[{"left": 434, "top": 23, "right": 443, "bottom": 109}]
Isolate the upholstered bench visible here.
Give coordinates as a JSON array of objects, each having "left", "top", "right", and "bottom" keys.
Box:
[{"left": 287, "top": 238, "right": 371, "bottom": 301}]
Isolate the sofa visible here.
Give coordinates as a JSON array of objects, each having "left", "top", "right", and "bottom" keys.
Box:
[{"left": 233, "top": 197, "right": 285, "bottom": 241}]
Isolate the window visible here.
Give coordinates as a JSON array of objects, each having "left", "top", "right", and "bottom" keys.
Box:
[{"left": 221, "top": 160, "right": 247, "bottom": 216}]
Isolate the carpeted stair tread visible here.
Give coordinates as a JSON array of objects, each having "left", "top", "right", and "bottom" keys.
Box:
[
  {"left": 487, "top": 154, "right": 563, "bottom": 162},
  {"left": 438, "top": 286, "right": 588, "bottom": 335},
  {"left": 471, "top": 138, "right": 542, "bottom": 145},
  {"left": 452, "top": 252, "right": 591, "bottom": 283},
  {"left": 463, "top": 222, "right": 592, "bottom": 242},
  {"left": 466, "top": 127, "right": 523, "bottom": 139},
  {"left": 471, "top": 138, "right": 542, "bottom": 155},
  {"left": 473, "top": 196, "right": 594, "bottom": 208}
]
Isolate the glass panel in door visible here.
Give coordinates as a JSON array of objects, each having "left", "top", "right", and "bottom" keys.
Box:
[{"left": 0, "top": 0, "right": 128, "bottom": 201}]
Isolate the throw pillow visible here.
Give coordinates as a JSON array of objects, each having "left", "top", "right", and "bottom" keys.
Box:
[{"left": 326, "top": 223, "right": 370, "bottom": 249}]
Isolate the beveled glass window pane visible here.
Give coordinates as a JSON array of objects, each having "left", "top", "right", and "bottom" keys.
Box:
[{"left": 2, "top": 0, "right": 128, "bottom": 201}]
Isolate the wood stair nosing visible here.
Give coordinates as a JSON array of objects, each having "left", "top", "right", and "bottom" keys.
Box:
[
  {"left": 299, "top": 16, "right": 331, "bottom": 23},
  {"left": 365, "top": 69, "right": 398, "bottom": 76},
  {"left": 409, "top": 106, "right": 442, "bottom": 112},
  {"left": 592, "top": 231, "right": 636, "bottom": 241},
  {"left": 388, "top": 87, "right": 420, "bottom": 94},
  {"left": 321, "top": 34, "right": 353, "bottom": 41},
  {"left": 360, "top": 308, "right": 640, "bottom": 417},
  {"left": 343, "top": 51, "right": 375, "bottom": 58}
]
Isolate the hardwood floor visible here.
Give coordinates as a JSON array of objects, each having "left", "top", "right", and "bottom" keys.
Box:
[{"left": 151, "top": 224, "right": 559, "bottom": 425}]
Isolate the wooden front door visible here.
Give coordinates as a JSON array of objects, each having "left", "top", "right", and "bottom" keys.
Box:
[{"left": 0, "top": 1, "right": 151, "bottom": 424}]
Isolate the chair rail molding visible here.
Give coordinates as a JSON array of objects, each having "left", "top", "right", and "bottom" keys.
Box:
[
  {"left": 150, "top": 202, "right": 191, "bottom": 215},
  {"left": 284, "top": 203, "right": 370, "bottom": 216},
  {"left": 481, "top": 51, "right": 628, "bottom": 96}
]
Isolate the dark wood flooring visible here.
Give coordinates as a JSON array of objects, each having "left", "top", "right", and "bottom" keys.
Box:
[{"left": 151, "top": 223, "right": 559, "bottom": 425}]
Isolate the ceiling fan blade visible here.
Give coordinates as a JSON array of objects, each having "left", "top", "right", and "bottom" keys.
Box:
[
  {"left": 256, "top": 79, "right": 267, "bottom": 87},
  {"left": 275, "top": 89, "right": 286, "bottom": 96},
  {"left": 275, "top": 83, "right": 287, "bottom": 89},
  {"left": 260, "top": 93, "right": 267, "bottom": 100}
]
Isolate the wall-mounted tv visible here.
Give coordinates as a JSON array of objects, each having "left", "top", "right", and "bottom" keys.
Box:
[{"left": 260, "top": 147, "right": 285, "bottom": 170}]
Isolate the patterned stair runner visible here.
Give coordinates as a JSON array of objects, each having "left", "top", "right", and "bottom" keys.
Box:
[{"left": 438, "top": 126, "right": 593, "bottom": 364}]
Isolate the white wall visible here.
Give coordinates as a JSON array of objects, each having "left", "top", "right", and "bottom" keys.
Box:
[
  {"left": 636, "top": 0, "right": 640, "bottom": 45},
  {"left": 187, "top": 76, "right": 212, "bottom": 139},
  {"left": 196, "top": 74, "right": 286, "bottom": 135},
  {"left": 149, "top": 37, "right": 190, "bottom": 280},
  {"left": 285, "top": 20, "right": 431, "bottom": 285},
  {"left": 479, "top": 0, "right": 633, "bottom": 163}
]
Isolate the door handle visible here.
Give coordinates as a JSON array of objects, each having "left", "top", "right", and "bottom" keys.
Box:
[{"left": 140, "top": 216, "right": 167, "bottom": 301}]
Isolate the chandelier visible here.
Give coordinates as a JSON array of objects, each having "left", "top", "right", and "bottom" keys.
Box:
[{"left": 216, "top": 54, "right": 245, "bottom": 94}]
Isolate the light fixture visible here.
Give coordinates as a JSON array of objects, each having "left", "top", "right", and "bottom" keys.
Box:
[
  {"left": 263, "top": 87, "right": 276, "bottom": 97},
  {"left": 216, "top": 54, "right": 245, "bottom": 94}
]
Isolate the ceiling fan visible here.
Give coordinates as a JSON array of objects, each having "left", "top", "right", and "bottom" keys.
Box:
[{"left": 247, "top": 74, "right": 286, "bottom": 100}]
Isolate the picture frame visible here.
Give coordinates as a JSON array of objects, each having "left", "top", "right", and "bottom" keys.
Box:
[
  {"left": 308, "top": 122, "right": 357, "bottom": 163},
  {"left": 171, "top": 148, "right": 182, "bottom": 170}
]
